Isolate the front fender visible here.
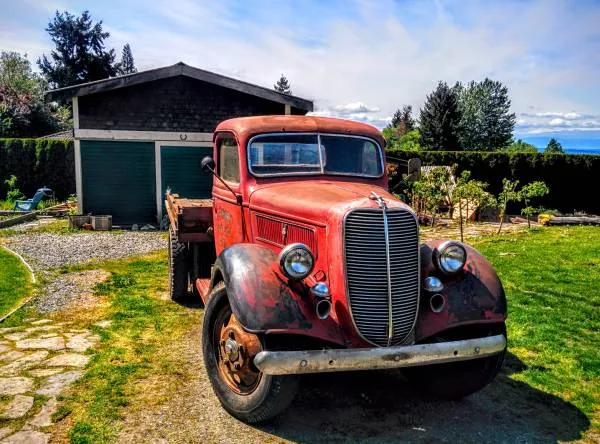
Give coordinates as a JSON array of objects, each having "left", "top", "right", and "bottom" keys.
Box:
[
  {"left": 415, "top": 240, "right": 507, "bottom": 342},
  {"left": 210, "top": 243, "right": 345, "bottom": 346}
]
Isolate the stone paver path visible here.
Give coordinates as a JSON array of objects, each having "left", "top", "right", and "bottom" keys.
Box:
[{"left": 0, "top": 318, "right": 104, "bottom": 443}]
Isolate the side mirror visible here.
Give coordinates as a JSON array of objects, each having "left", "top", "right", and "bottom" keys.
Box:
[{"left": 201, "top": 156, "right": 216, "bottom": 174}]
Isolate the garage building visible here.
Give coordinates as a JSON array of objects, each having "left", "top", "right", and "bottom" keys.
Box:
[{"left": 48, "top": 62, "right": 313, "bottom": 225}]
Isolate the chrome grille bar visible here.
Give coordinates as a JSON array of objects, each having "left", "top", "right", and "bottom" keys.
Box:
[{"left": 344, "top": 205, "right": 420, "bottom": 347}]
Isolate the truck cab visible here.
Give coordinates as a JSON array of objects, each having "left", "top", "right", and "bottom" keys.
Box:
[{"left": 165, "top": 115, "right": 507, "bottom": 424}]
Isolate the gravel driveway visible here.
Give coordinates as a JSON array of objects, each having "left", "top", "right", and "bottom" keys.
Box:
[{"left": 4, "top": 232, "right": 166, "bottom": 270}]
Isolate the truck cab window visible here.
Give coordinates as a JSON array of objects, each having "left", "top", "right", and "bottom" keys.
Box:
[{"left": 219, "top": 138, "right": 240, "bottom": 184}]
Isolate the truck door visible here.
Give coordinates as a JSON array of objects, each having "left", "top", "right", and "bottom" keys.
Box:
[{"left": 213, "top": 135, "right": 245, "bottom": 255}]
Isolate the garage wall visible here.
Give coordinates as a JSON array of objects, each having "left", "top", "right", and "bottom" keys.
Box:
[
  {"left": 81, "top": 140, "right": 156, "bottom": 225},
  {"left": 78, "top": 76, "right": 292, "bottom": 133}
]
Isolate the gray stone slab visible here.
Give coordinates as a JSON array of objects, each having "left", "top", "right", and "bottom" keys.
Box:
[
  {"left": 26, "top": 397, "right": 57, "bottom": 428},
  {"left": 0, "top": 430, "right": 49, "bottom": 444},
  {"left": 0, "top": 377, "right": 33, "bottom": 395},
  {"left": 0, "top": 352, "right": 25, "bottom": 362},
  {"left": 27, "top": 368, "right": 64, "bottom": 378},
  {"left": 44, "top": 353, "right": 88, "bottom": 367},
  {"left": 0, "top": 351, "right": 50, "bottom": 376},
  {"left": 0, "top": 395, "right": 34, "bottom": 419},
  {"left": 15, "top": 337, "right": 65, "bottom": 351},
  {"left": 30, "top": 320, "right": 52, "bottom": 326},
  {"left": 35, "top": 371, "right": 82, "bottom": 396}
]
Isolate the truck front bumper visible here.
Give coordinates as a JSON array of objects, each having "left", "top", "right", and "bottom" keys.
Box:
[{"left": 253, "top": 334, "right": 506, "bottom": 375}]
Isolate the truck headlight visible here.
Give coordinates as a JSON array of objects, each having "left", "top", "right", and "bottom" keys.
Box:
[
  {"left": 435, "top": 241, "right": 467, "bottom": 275},
  {"left": 279, "top": 243, "right": 314, "bottom": 280}
]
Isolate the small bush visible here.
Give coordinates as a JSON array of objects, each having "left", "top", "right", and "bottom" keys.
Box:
[{"left": 388, "top": 150, "right": 600, "bottom": 215}]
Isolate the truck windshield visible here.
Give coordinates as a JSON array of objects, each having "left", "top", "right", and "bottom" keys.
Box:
[{"left": 248, "top": 133, "right": 383, "bottom": 177}]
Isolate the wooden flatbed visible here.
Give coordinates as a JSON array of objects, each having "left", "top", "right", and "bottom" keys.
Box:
[{"left": 165, "top": 192, "right": 214, "bottom": 243}]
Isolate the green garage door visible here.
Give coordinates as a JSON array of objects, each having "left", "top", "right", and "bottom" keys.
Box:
[
  {"left": 160, "top": 145, "right": 213, "bottom": 210},
  {"left": 81, "top": 140, "right": 156, "bottom": 225}
]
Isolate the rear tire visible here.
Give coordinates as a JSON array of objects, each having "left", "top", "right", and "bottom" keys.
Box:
[
  {"left": 403, "top": 324, "right": 506, "bottom": 400},
  {"left": 168, "top": 227, "right": 190, "bottom": 302},
  {"left": 202, "top": 283, "right": 298, "bottom": 424}
]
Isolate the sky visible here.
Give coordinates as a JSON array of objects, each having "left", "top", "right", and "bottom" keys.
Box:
[{"left": 1, "top": 0, "right": 600, "bottom": 150}]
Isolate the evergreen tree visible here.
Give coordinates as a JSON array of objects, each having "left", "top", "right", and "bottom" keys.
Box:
[
  {"left": 120, "top": 43, "right": 137, "bottom": 75},
  {"left": 545, "top": 138, "right": 564, "bottom": 153},
  {"left": 455, "top": 78, "right": 516, "bottom": 150},
  {"left": 419, "top": 81, "right": 461, "bottom": 150},
  {"left": 38, "top": 10, "right": 121, "bottom": 89},
  {"left": 388, "top": 105, "right": 415, "bottom": 137},
  {"left": 274, "top": 74, "right": 292, "bottom": 95}
]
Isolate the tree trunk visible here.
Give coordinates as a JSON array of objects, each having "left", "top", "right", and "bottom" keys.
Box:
[{"left": 459, "top": 200, "right": 464, "bottom": 242}]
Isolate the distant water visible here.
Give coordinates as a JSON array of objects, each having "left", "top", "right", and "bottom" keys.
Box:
[
  {"left": 564, "top": 148, "right": 600, "bottom": 155},
  {"left": 519, "top": 134, "right": 600, "bottom": 155}
]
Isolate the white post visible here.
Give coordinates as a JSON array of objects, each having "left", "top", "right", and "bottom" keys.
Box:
[
  {"left": 74, "top": 139, "right": 83, "bottom": 213},
  {"left": 285, "top": 104, "right": 291, "bottom": 115},
  {"left": 155, "top": 141, "right": 162, "bottom": 224}
]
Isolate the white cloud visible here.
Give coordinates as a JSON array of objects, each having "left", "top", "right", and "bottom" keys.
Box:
[
  {"left": 333, "top": 102, "right": 380, "bottom": 115},
  {"left": 1, "top": 0, "right": 599, "bottom": 137}
]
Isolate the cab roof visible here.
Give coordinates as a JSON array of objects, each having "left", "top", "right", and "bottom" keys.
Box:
[{"left": 215, "top": 116, "right": 385, "bottom": 147}]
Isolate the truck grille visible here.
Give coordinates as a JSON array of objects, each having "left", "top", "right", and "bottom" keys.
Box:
[{"left": 344, "top": 208, "right": 420, "bottom": 347}]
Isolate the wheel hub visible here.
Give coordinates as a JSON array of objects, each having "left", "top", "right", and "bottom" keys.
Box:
[{"left": 216, "top": 310, "right": 262, "bottom": 394}]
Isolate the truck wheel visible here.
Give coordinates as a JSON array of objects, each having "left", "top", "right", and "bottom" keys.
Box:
[
  {"left": 168, "top": 227, "right": 190, "bottom": 302},
  {"left": 403, "top": 326, "right": 506, "bottom": 400},
  {"left": 202, "top": 283, "right": 298, "bottom": 424}
]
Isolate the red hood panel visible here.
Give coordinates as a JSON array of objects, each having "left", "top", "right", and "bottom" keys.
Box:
[{"left": 249, "top": 181, "right": 412, "bottom": 224}]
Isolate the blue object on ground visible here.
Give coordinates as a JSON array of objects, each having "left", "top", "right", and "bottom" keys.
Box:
[{"left": 13, "top": 187, "right": 54, "bottom": 212}]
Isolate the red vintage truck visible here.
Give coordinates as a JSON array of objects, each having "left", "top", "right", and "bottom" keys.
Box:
[{"left": 165, "top": 115, "right": 507, "bottom": 423}]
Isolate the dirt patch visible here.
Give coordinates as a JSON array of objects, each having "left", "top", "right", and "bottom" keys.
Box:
[
  {"left": 33, "top": 270, "right": 110, "bottom": 314},
  {"left": 115, "top": 307, "right": 592, "bottom": 443}
]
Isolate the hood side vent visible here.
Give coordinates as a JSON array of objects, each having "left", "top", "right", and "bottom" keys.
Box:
[{"left": 255, "top": 213, "right": 317, "bottom": 253}]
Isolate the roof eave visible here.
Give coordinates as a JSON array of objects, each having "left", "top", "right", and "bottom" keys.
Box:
[{"left": 45, "top": 63, "right": 313, "bottom": 112}]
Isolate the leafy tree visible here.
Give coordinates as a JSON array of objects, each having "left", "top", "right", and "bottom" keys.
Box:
[
  {"left": 455, "top": 78, "right": 516, "bottom": 150},
  {"left": 412, "top": 166, "right": 453, "bottom": 226},
  {"left": 520, "top": 181, "right": 549, "bottom": 227},
  {"left": 505, "top": 139, "right": 538, "bottom": 153},
  {"left": 384, "top": 128, "right": 422, "bottom": 152},
  {"left": 120, "top": 43, "right": 137, "bottom": 75},
  {"left": 38, "top": 10, "right": 121, "bottom": 89},
  {"left": 0, "top": 51, "right": 68, "bottom": 137},
  {"left": 545, "top": 138, "right": 564, "bottom": 154},
  {"left": 497, "top": 178, "right": 521, "bottom": 234},
  {"left": 274, "top": 74, "right": 292, "bottom": 95},
  {"left": 454, "top": 171, "right": 495, "bottom": 241},
  {"left": 419, "top": 81, "right": 461, "bottom": 150}
]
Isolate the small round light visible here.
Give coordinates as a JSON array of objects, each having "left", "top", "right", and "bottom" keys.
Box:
[
  {"left": 279, "top": 243, "right": 314, "bottom": 280},
  {"left": 310, "top": 282, "right": 330, "bottom": 299},
  {"left": 424, "top": 276, "right": 444, "bottom": 292},
  {"left": 435, "top": 241, "right": 467, "bottom": 274}
]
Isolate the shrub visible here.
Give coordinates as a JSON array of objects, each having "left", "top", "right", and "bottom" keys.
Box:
[
  {"left": 387, "top": 150, "right": 600, "bottom": 215},
  {"left": 0, "top": 138, "right": 74, "bottom": 200}
]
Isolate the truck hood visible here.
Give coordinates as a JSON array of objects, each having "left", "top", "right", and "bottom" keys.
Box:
[{"left": 248, "top": 181, "right": 412, "bottom": 224}]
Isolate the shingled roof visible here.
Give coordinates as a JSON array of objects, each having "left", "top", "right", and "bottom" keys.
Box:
[{"left": 46, "top": 62, "right": 313, "bottom": 112}]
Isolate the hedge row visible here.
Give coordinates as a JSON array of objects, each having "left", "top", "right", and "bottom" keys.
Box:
[
  {"left": 0, "top": 139, "right": 75, "bottom": 201},
  {"left": 388, "top": 150, "right": 600, "bottom": 215}
]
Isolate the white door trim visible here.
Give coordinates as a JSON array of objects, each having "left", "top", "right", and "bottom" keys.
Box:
[
  {"left": 75, "top": 129, "right": 213, "bottom": 142},
  {"left": 155, "top": 140, "right": 213, "bottom": 223},
  {"left": 74, "top": 139, "right": 83, "bottom": 213}
]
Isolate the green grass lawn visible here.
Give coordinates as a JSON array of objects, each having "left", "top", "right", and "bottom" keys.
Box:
[
  {"left": 4, "top": 226, "right": 598, "bottom": 442},
  {"left": 0, "top": 246, "right": 33, "bottom": 315},
  {"left": 474, "top": 226, "right": 600, "bottom": 424}
]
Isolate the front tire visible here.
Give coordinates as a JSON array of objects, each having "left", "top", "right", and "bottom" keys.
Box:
[{"left": 202, "top": 283, "right": 298, "bottom": 423}]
